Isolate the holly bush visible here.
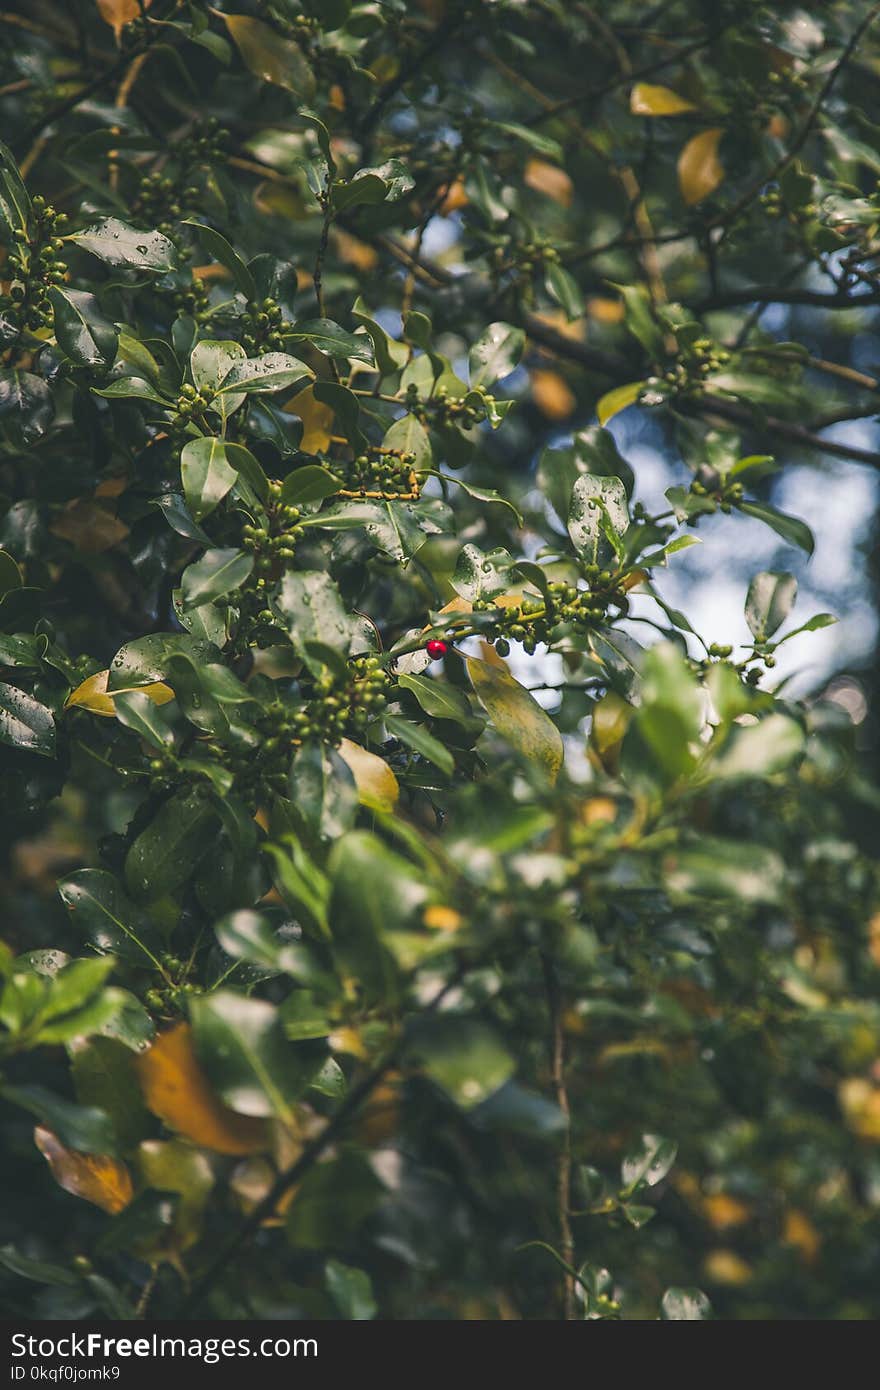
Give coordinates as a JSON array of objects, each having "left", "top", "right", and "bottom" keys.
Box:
[{"left": 2, "top": 0, "right": 880, "bottom": 1323}]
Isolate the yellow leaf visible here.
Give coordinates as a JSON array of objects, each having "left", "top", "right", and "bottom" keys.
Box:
[
  {"left": 781, "top": 1208, "right": 820, "bottom": 1263},
  {"left": 596, "top": 380, "right": 643, "bottom": 426},
  {"left": 466, "top": 655, "right": 563, "bottom": 783},
  {"left": 332, "top": 228, "right": 378, "bottom": 272},
  {"left": 34, "top": 1126, "right": 132, "bottom": 1214},
  {"left": 590, "top": 690, "right": 632, "bottom": 757},
  {"left": 286, "top": 383, "right": 334, "bottom": 453},
  {"left": 96, "top": 0, "right": 150, "bottom": 42},
  {"left": 436, "top": 595, "right": 472, "bottom": 617},
  {"left": 50, "top": 500, "right": 129, "bottom": 554},
  {"left": 868, "top": 911, "right": 880, "bottom": 966},
  {"left": 219, "top": 14, "right": 315, "bottom": 97},
  {"left": 587, "top": 295, "right": 625, "bottom": 325},
  {"left": 423, "top": 905, "right": 463, "bottom": 932},
  {"left": 370, "top": 53, "right": 399, "bottom": 83},
  {"left": 478, "top": 639, "right": 507, "bottom": 669},
  {"left": 136, "top": 1023, "right": 270, "bottom": 1155},
  {"left": 524, "top": 159, "right": 573, "bottom": 206},
  {"left": 439, "top": 177, "right": 468, "bottom": 214},
  {"left": 531, "top": 367, "right": 575, "bottom": 420},
  {"left": 65, "top": 669, "right": 174, "bottom": 717},
  {"left": 328, "top": 1026, "right": 369, "bottom": 1059},
  {"left": 337, "top": 738, "right": 399, "bottom": 812},
  {"left": 678, "top": 128, "right": 725, "bottom": 205},
  {"left": 703, "top": 1192, "right": 752, "bottom": 1230},
  {"left": 630, "top": 82, "right": 696, "bottom": 116},
  {"left": 703, "top": 1248, "right": 753, "bottom": 1286},
  {"left": 839, "top": 1077, "right": 880, "bottom": 1140},
  {"left": 579, "top": 796, "right": 618, "bottom": 827}
]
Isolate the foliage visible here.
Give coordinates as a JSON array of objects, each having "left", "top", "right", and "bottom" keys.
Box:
[{"left": 1, "top": 0, "right": 880, "bottom": 1321}]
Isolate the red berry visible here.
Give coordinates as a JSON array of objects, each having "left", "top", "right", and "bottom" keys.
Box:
[{"left": 426, "top": 639, "right": 448, "bottom": 660}]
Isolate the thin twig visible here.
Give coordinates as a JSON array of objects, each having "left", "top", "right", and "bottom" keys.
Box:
[{"left": 541, "top": 952, "right": 575, "bottom": 1320}]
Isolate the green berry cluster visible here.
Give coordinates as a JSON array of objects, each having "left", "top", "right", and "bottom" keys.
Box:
[
  {"left": 169, "top": 382, "right": 214, "bottom": 439},
  {"left": 341, "top": 448, "right": 418, "bottom": 499},
  {"left": 174, "top": 275, "right": 211, "bottom": 319},
  {"left": 132, "top": 121, "right": 229, "bottom": 235},
  {"left": 1, "top": 198, "right": 67, "bottom": 337},
  {"left": 241, "top": 481, "right": 305, "bottom": 573},
  {"left": 242, "top": 296, "right": 291, "bottom": 354},
  {"left": 690, "top": 466, "right": 745, "bottom": 514},
  {"left": 472, "top": 574, "right": 624, "bottom": 655},
  {"left": 644, "top": 339, "right": 732, "bottom": 403},
  {"left": 145, "top": 960, "right": 204, "bottom": 1019},
  {"left": 406, "top": 382, "right": 494, "bottom": 430}
]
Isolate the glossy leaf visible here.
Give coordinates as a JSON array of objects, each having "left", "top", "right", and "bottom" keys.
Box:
[{"left": 467, "top": 657, "right": 563, "bottom": 782}]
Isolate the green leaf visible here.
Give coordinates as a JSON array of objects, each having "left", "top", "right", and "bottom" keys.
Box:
[
  {"left": 467, "top": 656, "right": 563, "bottom": 782},
  {"left": 0, "top": 1245, "right": 79, "bottom": 1288},
  {"left": 217, "top": 352, "right": 312, "bottom": 396},
  {"left": 263, "top": 838, "right": 330, "bottom": 936},
  {"left": 108, "top": 633, "right": 221, "bottom": 690},
  {"left": 113, "top": 689, "right": 176, "bottom": 751},
  {"left": 609, "top": 282, "right": 665, "bottom": 359},
  {"left": 57, "top": 869, "right": 164, "bottom": 969},
  {"left": 620, "top": 643, "right": 700, "bottom": 791},
  {"left": 0, "top": 370, "right": 54, "bottom": 444},
  {"left": 352, "top": 299, "right": 408, "bottom": 375},
  {"left": 384, "top": 712, "right": 454, "bottom": 774},
  {"left": 0, "top": 681, "right": 55, "bottom": 756},
  {"left": 275, "top": 570, "right": 357, "bottom": 678},
  {"left": 0, "top": 139, "right": 31, "bottom": 239},
  {"left": 407, "top": 1018, "right": 515, "bottom": 1109},
  {"left": 189, "top": 991, "right": 319, "bottom": 1121},
  {"left": 711, "top": 713, "right": 804, "bottom": 779},
  {"left": 49, "top": 288, "right": 118, "bottom": 369},
  {"left": 661, "top": 1287, "right": 713, "bottom": 1320},
  {"left": 289, "top": 741, "right": 358, "bottom": 842},
  {"left": 2, "top": 1083, "right": 117, "bottom": 1155},
  {"left": 621, "top": 1134, "right": 678, "bottom": 1194},
  {"left": 325, "top": 1260, "right": 377, "bottom": 1321},
  {"left": 71, "top": 1038, "right": 152, "bottom": 1152},
  {"left": 214, "top": 909, "right": 320, "bottom": 982},
  {"left": 452, "top": 543, "right": 515, "bottom": 601},
  {"left": 327, "top": 831, "right": 427, "bottom": 995},
  {"left": 382, "top": 412, "right": 432, "bottom": 471},
  {"left": 744, "top": 570, "right": 797, "bottom": 640},
  {"left": 469, "top": 322, "right": 525, "bottom": 388},
  {"left": 544, "top": 261, "right": 583, "bottom": 320},
  {"left": 441, "top": 475, "right": 522, "bottom": 524},
  {"left": 285, "top": 1151, "right": 382, "bottom": 1250},
  {"left": 739, "top": 500, "right": 814, "bottom": 555},
  {"left": 286, "top": 318, "right": 374, "bottom": 362},
  {"left": 92, "top": 377, "right": 171, "bottom": 406},
  {"left": 125, "top": 789, "right": 217, "bottom": 900},
  {"left": 189, "top": 338, "right": 246, "bottom": 396},
  {"left": 181, "top": 220, "right": 257, "bottom": 299},
  {"left": 180, "top": 548, "right": 254, "bottom": 608},
  {"left": 281, "top": 464, "right": 343, "bottom": 505},
  {"left": 397, "top": 671, "right": 474, "bottom": 724},
  {"left": 567, "top": 474, "right": 629, "bottom": 564},
  {"left": 69, "top": 219, "right": 178, "bottom": 272},
  {"left": 181, "top": 438, "right": 239, "bottom": 521},
  {"left": 664, "top": 837, "right": 786, "bottom": 905}
]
